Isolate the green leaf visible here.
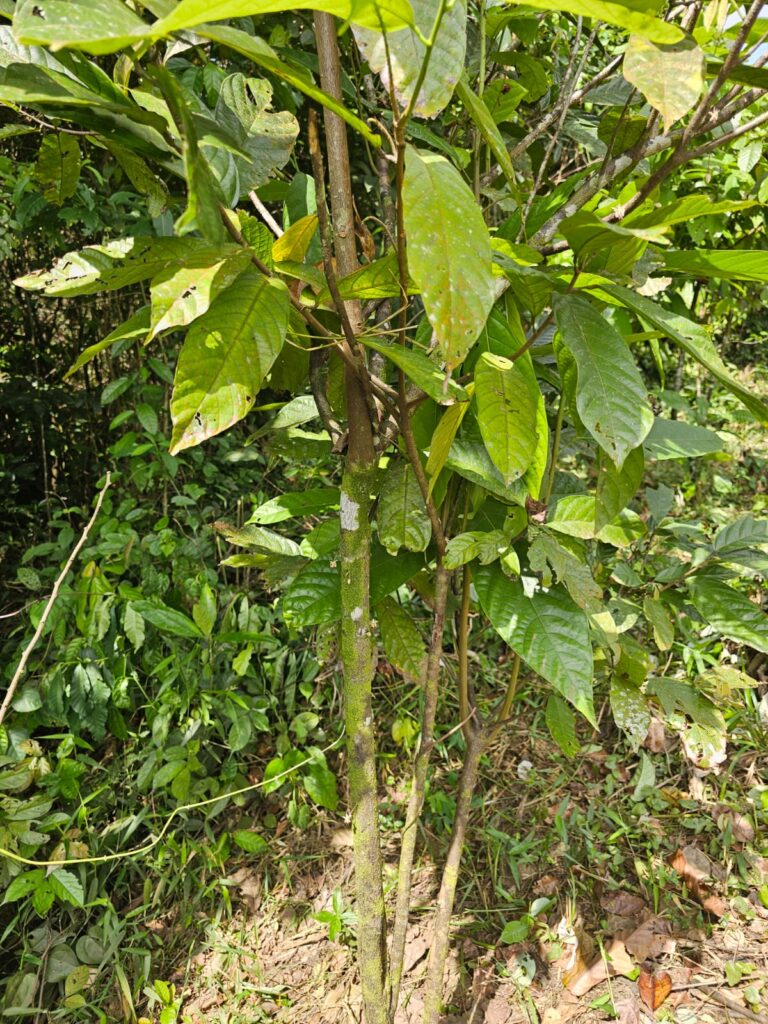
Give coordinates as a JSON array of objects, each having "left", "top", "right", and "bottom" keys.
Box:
[
  {"left": 130, "top": 600, "right": 202, "bottom": 639},
  {"left": 713, "top": 516, "right": 768, "bottom": 554},
  {"left": 474, "top": 564, "right": 595, "bottom": 723},
  {"left": 35, "top": 133, "right": 80, "bottom": 205},
  {"left": 597, "top": 283, "right": 768, "bottom": 424},
  {"left": 687, "top": 577, "right": 768, "bottom": 654},
  {"left": 643, "top": 594, "right": 674, "bottom": 651},
  {"left": 193, "top": 584, "right": 217, "bottom": 638},
  {"left": 661, "top": 248, "right": 768, "bottom": 282},
  {"left": 156, "top": 0, "right": 413, "bottom": 34},
  {"left": 648, "top": 676, "right": 724, "bottom": 732},
  {"left": 214, "top": 74, "right": 298, "bottom": 196},
  {"left": 625, "top": 196, "right": 756, "bottom": 230},
  {"left": 378, "top": 595, "right": 427, "bottom": 681},
  {"left": 402, "top": 146, "right": 495, "bottom": 369},
  {"left": 148, "top": 248, "right": 252, "bottom": 341},
  {"left": 215, "top": 522, "right": 303, "bottom": 558},
  {"left": 444, "top": 530, "right": 510, "bottom": 569},
  {"left": 425, "top": 395, "right": 472, "bottom": 495},
  {"left": 48, "top": 869, "right": 84, "bottom": 908},
  {"left": 303, "top": 761, "right": 338, "bottom": 811},
  {"left": 377, "top": 462, "right": 431, "bottom": 555},
  {"left": 554, "top": 293, "right": 653, "bottom": 467},
  {"left": 475, "top": 352, "right": 539, "bottom": 485},
  {"left": 249, "top": 488, "right": 340, "bottom": 525},
  {"left": 272, "top": 214, "right": 318, "bottom": 264},
  {"left": 123, "top": 603, "right": 145, "bottom": 651},
  {"left": 455, "top": 74, "right": 520, "bottom": 197},
  {"left": 545, "top": 693, "right": 581, "bottom": 756},
  {"left": 13, "top": 0, "right": 151, "bottom": 54},
  {"left": 500, "top": 919, "right": 530, "bottom": 944},
  {"left": 359, "top": 337, "right": 469, "bottom": 405},
  {"left": 445, "top": 433, "right": 528, "bottom": 504},
  {"left": 596, "top": 445, "right": 644, "bottom": 531},
  {"left": 199, "top": 24, "right": 381, "bottom": 146},
  {"left": 623, "top": 35, "right": 704, "bottom": 128},
  {"left": 371, "top": 544, "right": 425, "bottom": 604},
  {"left": 70, "top": 663, "right": 110, "bottom": 739},
  {"left": 170, "top": 269, "right": 289, "bottom": 454},
  {"left": 355, "top": 0, "right": 467, "bottom": 118},
  {"left": 501, "top": 0, "right": 683, "bottom": 44},
  {"left": 283, "top": 559, "right": 340, "bottom": 628},
  {"left": 610, "top": 677, "right": 651, "bottom": 751},
  {"left": 328, "top": 252, "right": 415, "bottom": 303},
  {"left": 232, "top": 830, "right": 268, "bottom": 854},
  {"left": 528, "top": 532, "right": 603, "bottom": 612},
  {"left": 65, "top": 307, "right": 150, "bottom": 379},
  {"left": 228, "top": 715, "right": 252, "bottom": 752},
  {"left": 106, "top": 141, "right": 169, "bottom": 217},
  {"left": 643, "top": 417, "right": 723, "bottom": 460},
  {"left": 3, "top": 869, "right": 46, "bottom": 903},
  {"left": 15, "top": 237, "right": 215, "bottom": 298}
]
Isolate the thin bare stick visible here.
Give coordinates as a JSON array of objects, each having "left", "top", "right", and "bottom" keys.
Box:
[
  {"left": 248, "top": 189, "right": 283, "bottom": 237},
  {"left": 0, "top": 473, "right": 112, "bottom": 729}
]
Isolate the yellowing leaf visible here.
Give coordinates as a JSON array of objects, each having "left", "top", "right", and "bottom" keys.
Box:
[
  {"left": 623, "top": 36, "right": 704, "bottom": 128},
  {"left": 272, "top": 214, "right": 318, "bottom": 263}
]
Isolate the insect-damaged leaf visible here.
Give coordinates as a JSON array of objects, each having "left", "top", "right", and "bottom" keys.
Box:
[
  {"left": 402, "top": 146, "right": 495, "bottom": 369},
  {"left": 170, "top": 269, "right": 289, "bottom": 453}
]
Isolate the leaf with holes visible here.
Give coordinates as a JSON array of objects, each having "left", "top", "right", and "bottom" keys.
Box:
[
  {"left": 170, "top": 269, "right": 289, "bottom": 454},
  {"left": 377, "top": 462, "right": 431, "bottom": 555},
  {"left": 474, "top": 564, "right": 595, "bottom": 723},
  {"left": 554, "top": 294, "right": 653, "bottom": 467},
  {"left": 35, "top": 133, "right": 80, "bottom": 205},
  {"left": 623, "top": 35, "right": 704, "bottom": 128},
  {"left": 402, "top": 147, "right": 495, "bottom": 368},
  {"left": 475, "top": 352, "right": 539, "bottom": 485},
  {"left": 354, "top": 0, "right": 466, "bottom": 118}
]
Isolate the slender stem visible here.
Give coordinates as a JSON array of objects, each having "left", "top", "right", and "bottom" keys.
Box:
[
  {"left": 544, "top": 396, "right": 565, "bottom": 504},
  {"left": 490, "top": 654, "right": 521, "bottom": 738},
  {"left": 421, "top": 732, "right": 485, "bottom": 1024},
  {"left": 388, "top": 567, "right": 451, "bottom": 1018},
  {"left": 457, "top": 565, "right": 472, "bottom": 741},
  {"left": 1, "top": 473, "right": 111, "bottom": 729}
]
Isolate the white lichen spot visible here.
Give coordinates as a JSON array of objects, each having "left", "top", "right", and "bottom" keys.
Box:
[
  {"left": 340, "top": 493, "right": 359, "bottom": 531},
  {"left": 351, "top": 606, "right": 363, "bottom": 622}
]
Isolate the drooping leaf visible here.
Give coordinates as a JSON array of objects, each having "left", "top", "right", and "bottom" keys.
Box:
[
  {"left": 425, "top": 396, "right": 472, "bottom": 495},
  {"left": 15, "top": 237, "right": 215, "bottom": 297},
  {"left": 596, "top": 445, "right": 644, "bottom": 531},
  {"left": 474, "top": 564, "right": 595, "bottom": 723},
  {"left": 148, "top": 249, "right": 252, "bottom": 341},
  {"left": 377, "top": 595, "right": 427, "bottom": 680},
  {"left": 169, "top": 269, "right": 290, "bottom": 454},
  {"left": 545, "top": 693, "right": 581, "bottom": 756},
  {"left": 554, "top": 293, "right": 653, "bottom": 467},
  {"left": 475, "top": 352, "right": 539, "bottom": 485},
  {"left": 402, "top": 146, "right": 495, "bottom": 369},
  {"left": 499, "top": 0, "right": 683, "bottom": 43},
  {"left": 643, "top": 417, "right": 723, "bottom": 460},
  {"left": 106, "top": 141, "right": 169, "bottom": 216},
  {"left": 359, "top": 337, "right": 469, "bottom": 405},
  {"left": 377, "top": 461, "right": 431, "bottom": 555},
  {"left": 214, "top": 522, "right": 303, "bottom": 558},
  {"left": 528, "top": 531, "right": 603, "bottom": 612},
  {"left": 623, "top": 35, "right": 704, "bottom": 128},
  {"left": 547, "top": 495, "right": 646, "bottom": 546},
  {"left": 69, "top": 663, "right": 110, "bottom": 739},
  {"left": 34, "top": 132, "right": 80, "bottom": 205},
  {"left": 303, "top": 760, "right": 338, "bottom": 810},
  {"left": 13, "top": 0, "right": 151, "bottom": 55},
  {"left": 455, "top": 74, "right": 519, "bottom": 195},
  {"left": 445, "top": 432, "right": 528, "bottom": 504},
  {"left": 249, "top": 488, "right": 340, "bottom": 525},
  {"left": 354, "top": 0, "right": 466, "bottom": 118},
  {"left": 687, "top": 576, "right": 768, "bottom": 654},
  {"left": 661, "top": 248, "right": 768, "bottom": 282},
  {"left": 597, "top": 283, "right": 768, "bottom": 424},
  {"left": 155, "top": 0, "right": 414, "bottom": 34},
  {"left": 65, "top": 306, "right": 150, "bottom": 379},
  {"left": 130, "top": 600, "right": 202, "bottom": 639}
]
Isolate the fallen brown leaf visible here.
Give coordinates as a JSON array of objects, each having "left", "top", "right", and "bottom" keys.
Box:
[
  {"left": 566, "top": 939, "right": 636, "bottom": 997},
  {"left": 668, "top": 846, "right": 728, "bottom": 917},
  {"left": 638, "top": 968, "right": 672, "bottom": 1011},
  {"left": 600, "top": 891, "right": 646, "bottom": 919},
  {"left": 624, "top": 916, "right": 675, "bottom": 960},
  {"left": 712, "top": 804, "right": 755, "bottom": 844},
  {"left": 644, "top": 717, "right": 671, "bottom": 753}
]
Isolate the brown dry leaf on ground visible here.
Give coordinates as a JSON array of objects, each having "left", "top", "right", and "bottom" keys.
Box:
[
  {"left": 566, "top": 939, "right": 636, "bottom": 996},
  {"left": 638, "top": 967, "right": 672, "bottom": 1011},
  {"left": 711, "top": 803, "right": 756, "bottom": 843},
  {"left": 624, "top": 916, "right": 676, "bottom": 960},
  {"left": 668, "top": 845, "right": 728, "bottom": 917}
]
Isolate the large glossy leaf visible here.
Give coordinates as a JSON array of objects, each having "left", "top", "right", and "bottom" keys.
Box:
[
  {"left": 475, "top": 352, "right": 539, "bottom": 485},
  {"left": 474, "top": 563, "right": 595, "bottom": 723},
  {"left": 359, "top": 337, "right": 469, "bottom": 405},
  {"left": 623, "top": 36, "right": 704, "bottom": 128},
  {"left": 377, "top": 596, "right": 426, "bottom": 680},
  {"left": 355, "top": 0, "right": 466, "bottom": 118},
  {"left": 501, "top": 0, "right": 683, "bottom": 44},
  {"left": 643, "top": 417, "right": 723, "bottom": 460},
  {"left": 377, "top": 462, "right": 431, "bottom": 555},
  {"left": 199, "top": 25, "right": 380, "bottom": 146},
  {"left": 155, "top": 0, "right": 414, "bottom": 34},
  {"left": 15, "top": 237, "right": 216, "bottom": 297},
  {"left": 13, "top": 0, "right": 151, "bottom": 54},
  {"left": 170, "top": 269, "right": 289, "bottom": 453},
  {"left": 283, "top": 558, "right": 340, "bottom": 628},
  {"left": 148, "top": 249, "right": 252, "bottom": 341},
  {"left": 598, "top": 283, "right": 768, "bottom": 424},
  {"left": 713, "top": 516, "right": 768, "bottom": 555},
  {"left": 402, "top": 146, "right": 494, "bottom": 369},
  {"left": 687, "top": 576, "right": 768, "bottom": 654},
  {"left": 554, "top": 294, "right": 653, "bottom": 467},
  {"left": 596, "top": 445, "right": 644, "bottom": 530},
  {"left": 249, "top": 488, "right": 340, "bottom": 525},
  {"left": 661, "top": 249, "right": 768, "bottom": 282},
  {"left": 34, "top": 133, "right": 80, "bottom": 205}
]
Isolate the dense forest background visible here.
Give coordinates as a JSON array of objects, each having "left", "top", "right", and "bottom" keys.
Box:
[{"left": 0, "top": 1, "right": 767, "bottom": 1022}]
